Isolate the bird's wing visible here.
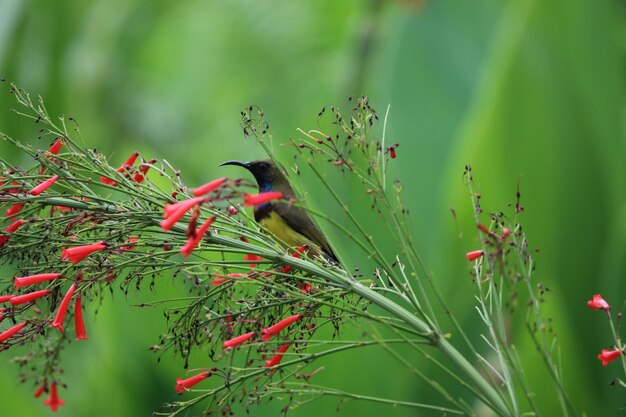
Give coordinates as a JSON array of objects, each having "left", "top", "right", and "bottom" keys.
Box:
[{"left": 273, "top": 202, "right": 339, "bottom": 263}]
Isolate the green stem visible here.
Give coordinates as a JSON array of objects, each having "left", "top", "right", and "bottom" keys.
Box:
[
  {"left": 605, "top": 312, "right": 626, "bottom": 378},
  {"left": 273, "top": 385, "right": 465, "bottom": 415}
]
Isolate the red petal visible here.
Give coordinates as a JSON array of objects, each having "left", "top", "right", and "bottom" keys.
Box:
[
  {"left": 0, "top": 321, "right": 27, "bottom": 342},
  {"left": 14, "top": 273, "right": 62, "bottom": 288},
  {"left": 192, "top": 177, "right": 227, "bottom": 197},
  {"left": 244, "top": 192, "right": 284, "bottom": 207},
  {"left": 50, "top": 284, "right": 77, "bottom": 333},
  {"left": 465, "top": 250, "right": 484, "bottom": 261},
  {"left": 30, "top": 175, "right": 59, "bottom": 196},
  {"left": 223, "top": 332, "right": 254, "bottom": 348}
]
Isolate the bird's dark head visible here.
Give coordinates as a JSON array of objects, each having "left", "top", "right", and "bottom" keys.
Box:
[{"left": 220, "top": 159, "right": 284, "bottom": 192}]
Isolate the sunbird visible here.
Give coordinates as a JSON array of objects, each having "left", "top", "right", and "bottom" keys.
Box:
[{"left": 220, "top": 159, "right": 339, "bottom": 264}]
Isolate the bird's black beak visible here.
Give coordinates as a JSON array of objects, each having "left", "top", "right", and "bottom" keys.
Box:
[{"left": 220, "top": 160, "right": 250, "bottom": 170}]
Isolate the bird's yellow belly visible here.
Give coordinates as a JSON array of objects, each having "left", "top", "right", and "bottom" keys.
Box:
[{"left": 259, "top": 211, "right": 322, "bottom": 254}]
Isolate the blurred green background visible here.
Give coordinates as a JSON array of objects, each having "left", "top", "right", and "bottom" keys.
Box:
[{"left": 0, "top": 0, "right": 624, "bottom": 416}]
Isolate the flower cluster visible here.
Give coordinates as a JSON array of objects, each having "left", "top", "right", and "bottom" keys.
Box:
[
  {"left": 0, "top": 268, "right": 89, "bottom": 411},
  {"left": 0, "top": 128, "right": 326, "bottom": 414},
  {"left": 171, "top": 314, "right": 302, "bottom": 391},
  {"left": 586, "top": 294, "right": 624, "bottom": 368},
  {"left": 465, "top": 222, "right": 516, "bottom": 263}
]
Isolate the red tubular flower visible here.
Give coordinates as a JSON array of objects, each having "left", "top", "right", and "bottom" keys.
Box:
[
  {"left": 292, "top": 244, "right": 309, "bottom": 259},
  {"left": 227, "top": 205, "right": 238, "bottom": 216},
  {"left": 9, "top": 289, "right": 52, "bottom": 305},
  {"left": 180, "top": 216, "right": 216, "bottom": 258},
  {"left": 160, "top": 207, "right": 192, "bottom": 232},
  {"left": 161, "top": 198, "right": 205, "bottom": 232},
  {"left": 4, "top": 219, "right": 25, "bottom": 233},
  {"left": 61, "top": 241, "right": 107, "bottom": 264},
  {"left": 99, "top": 175, "right": 116, "bottom": 186},
  {"left": 100, "top": 151, "right": 140, "bottom": 185},
  {"left": 163, "top": 197, "right": 205, "bottom": 218},
  {"left": 133, "top": 172, "right": 146, "bottom": 183},
  {"left": 40, "top": 138, "right": 64, "bottom": 174},
  {"left": 120, "top": 237, "right": 139, "bottom": 251},
  {"left": 597, "top": 348, "right": 622, "bottom": 366},
  {"left": 179, "top": 239, "right": 196, "bottom": 258},
  {"left": 211, "top": 275, "right": 229, "bottom": 286},
  {"left": 244, "top": 253, "right": 263, "bottom": 268},
  {"left": 175, "top": 371, "right": 211, "bottom": 394},
  {"left": 74, "top": 296, "right": 88, "bottom": 341},
  {"left": 29, "top": 175, "right": 59, "bottom": 196},
  {"left": 34, "top": 383, "right": 47, "bottom": 398},
  {"left": 0, "top": 321, "right": 27, "bottom": 343},
  {"left": 192, "top": 177, "right": 227, "bottom": 197},
  {"left": 262, "top": 314, "right": 302, "bottom": 341},
  {"left": 0, "top": 219, "right": 25, "bottom": 247},
  {"left": 265, "top": 343, "right": 291, "bottom": 368},
  {"left": 244, "top": 192, "right": 284, "bottom": 207},
  {"left": 48, "top": 138, "right": 64, "bottom": 155},
  {"left": 0, "top": 178, "right": 19, "bottom": 193},
  {"left": 466, "top": 250, "right": 484, "bottom": 261},
  {"left": 223, "top": 332, "right": 254, "bottom": 349},
  {"left": 14, "top": 273, "right": 62, "bottom": 289},
  {"left": 587, "top": 294, "right": 610, "bottom": 311},
  {"left": 0, "top": 308, "right": 5, "bottom": 323},
  {"left": 0, "top": 295, "right": 15, "bottom": 303},
  {"left": 43, "top": 382, "right": 65, "bottom": 412},
  {"left": 211, "top": 273, "right": 247, "bottom": 286},
  {"left": 51, "top": 284, "right": 77, "bottom": 333},
  {"left": 133, "top": 159, "right": 156, "bottom": 183},
  {"left": 5, "top": 204, "right": 24, "bottom": 217},
  {"left": 118, "top": 151, "right": 140, "bottom": 170}
]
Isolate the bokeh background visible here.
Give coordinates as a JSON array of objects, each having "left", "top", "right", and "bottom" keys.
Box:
[{"left": 0, "top": 0, "right": 624, "bottom": 416}]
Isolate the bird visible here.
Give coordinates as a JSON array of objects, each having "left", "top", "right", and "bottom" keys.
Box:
[{"left": 220, "top": 159, "right": 339, "bottom": 264}]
